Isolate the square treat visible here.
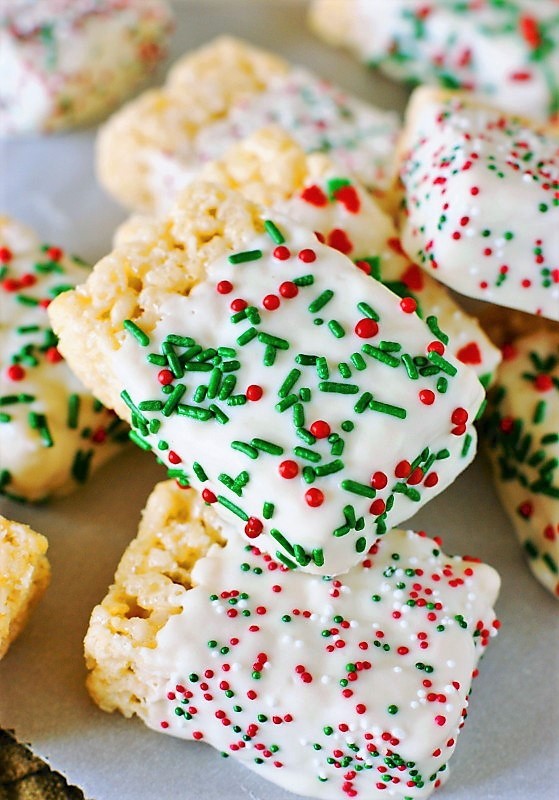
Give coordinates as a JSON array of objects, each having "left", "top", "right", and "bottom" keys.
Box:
[
  {"left": 483, "top": 329, "right": 559, "bottom": 598},
  {"left": 309, "top": 0, "right": 559, "bottom": 122},
  {"left": 85, "top": 479, "right": 500, "bottom": 800},
  {"left": 397, "top": 87, "right": 559, "bottom": 322},
  {"left": 0, "top": 217, "right": 128, "bottom": 502},
  {"left": 96, "top": 35, "right": 401, "bottom": 213},
  {"left": 0, "top": 515, "right": 50, "bottom": 660},
  {"left": 0, "top": 0, "right": 174, "bottom": 135},
  {"left": 50, "top": 182, "right": 484, "bottom": 575}
]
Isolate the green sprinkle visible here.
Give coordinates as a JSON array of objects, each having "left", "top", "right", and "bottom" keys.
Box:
[
  {"left": 331, "top": 438, "right": 345, "bottom": 456},
  {"left": 123, "top": 319, "right": 150, "bottom": 347},
  {"left": 533, "top": 401, "right": 546, "bottom": 424},
  {"left": 350, "top": 353, "right": 367, "bottom": 373},
  {"left": 228, "top": 249, "right": 262, "bottom": 264},
  {"left": 294, "top": 545, "right": 311, "bottom": 566},
  {"left": 263, "top": 502, "right": 274, "bottom": 519},
  {"left": 275, "top": 394, "right": 298, "bottom": 412},
  {"left": 309, "top": 289, "right": 334, "bottom": 313},
  {"left": 231, "top": 441, "right": 259, "bottom": 459},
  {"left": 315, "top": 459, "right": 344, "bottom": 476},
  {"left": 357, "top": 301, "right": 380, "bottom": 321},
  {"left": 264, "top": 219, "right": 285, "bottom": 244},
  {"left": 209, "top": 404, "right": 229, "bottom": 424},
  {"left": 193, "top": 385, "right": 207, "bottom": 403},
  {"left": 341, "top": 479, "right": 376, "bottom": 498},
  {"left": 138, "top": 400, "right": 164, "bottom": 411},
  {"left": 401, "top": 354, "right": 419, "bottom": 379},
  {"left": 354, "top": 391, "right": 372, "bottom": 413},
  {"left": 369, "top": 399, "right": 407, "bottom": 419},
  {"left": 426, "top": 315, "right": 449, "bottom": 345},
  {"left": 218, "top": 375, "right": 236, "bottom": 400},
  {"left": 316, "top": 357, "right": 329, "bottom": 380},
  {"left": 461, "top": 433, "right": 473, "bottom": 457},
  {"left": 120, "top": 390, "right": 148, "bottom": 427},
  {"left": 183, "top": 362, "right": 213, "bottom": 372},
  {"left": 296, "top": 427, "right": 316, "bottom": 445},
  {"left": 177, "top": 404, "right": 213, "bottom": 421},
  {"left": 355, "top": 536, "right": 367, "bottom": 553},
  {"left": 226, "top": 394, "right": 247, "bottom": 406},
  {"left": 217, "top": 495, "right": 248, "bottom": 521},
  {"left": 427, "top": 351, "right": 457, "bottom": 376},
  {"left": 393, "top": 482, "right": 421, "bottom": 501},
  {"left": 327, "top": 320, "right": 345, "bottom": 338},
  {"left": 293, "top": 274, "right": 314, "bottom": 286},
  {"left": 312, "top": 548, "right": 324, "bottom": 567},
  {"left": 0, "top": 413, "right": 10, "bottom": 423},
  {"left": 302, "top": 466, "right": 316, "bottom": 483},
  {"left": 167, "top": 334, "right": 195, "bottom": 347},
  {"left": 338, "top": 362, "right": 352, "bottom": 379},
  {"left": 299, "top": 387, "right": 311, "bottom": 402},
  {"left": 258, "top": 332, "right": 289, "bottom": 350},
  {"left": 436, "top": 376, "right": 448, "bottom": 393},
  {"left": 319, "top": 381, "right": 359, "bottom": 394},
  {"left": 341, "top": 420, "right": 354, "bottom": 432},
  {"left": 128, "top": 430, "right": 151, "bottom": 451},
  {"left": 207, "top": 368, "right": 222, "bottom": 400},
  {"left": 67, "top": 394, "right": 80, "bottom": 429},
  {"left": 192, "top": 462, "right": 208, "bottom": 481},
  {"left": 147, "top": 353, "right": 167, "bottom": 366},
  {"left": 263, "top": 345, "right": 276, "bottom": 366},
  {"left": 362, "top": 344, "right": 399, "bottom": 367},
  {"left": 270, "top": 528, "right": 295, "bottom": 556},
  {"left": 252, "top": 438, "right": 284, "bottom": 455},
  {"left": 278, "top": 368, "right": 301, "bottom": 398},
  {"left": 236, "top": 327, "right": 258, "bottom": 346},
  {"left": 162, "top": 341, "right": 184, "bottom": 378},
  {"left": 295, "top": 354, "right": 318, "bottom": 366},
  {"left": 71, "top": 449, "right": 93, "bottom": 482},
  {"left": 275, "top": 551, "right": 298, "bottom": 569},
  {"left": 221, "top": 360, "right": 240, "bottom": 373},
  {"left": 293, "top": 446, "right": 321, "bottom": 463},
  {"left": 333, "top": 524, "right": 351, "bottom": 538},
  {"left": 162, "top": 383, "right": 186, "bottom": 416},
  {"left": 293, "top": 403, "right": 305, "bottom": 428}
]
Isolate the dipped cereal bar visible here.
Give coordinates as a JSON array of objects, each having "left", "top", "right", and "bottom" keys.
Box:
[
  {"left": 0, "top": 0, "right": 173, "bottom": 135},
  {"left": 0, "top": 515, "right": 50, "bottom": 660},
  {"left": 85, "top": 479, "right": 500, "bottom": 800},
  {"left": 96, "top": 36, "right": 401, "bottom": 214},
  {"left": 397, "top": 87, "right": 559, "bottom": 321},
  {"left": 309, "top": 0, "right": 559, "bottom": 121},
  {"left": 0, "top": 217, "right": 128, "bottom": 501},
  {"left": 50, "top": 182, "right": 484, "bottom": 575}
]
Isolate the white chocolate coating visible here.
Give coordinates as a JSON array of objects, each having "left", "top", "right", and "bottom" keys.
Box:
[
  {"left": 0, "top": 217, "right": 127, "bottom": 501},
  {"left": 483, "top": 329, "right": 559, "bottom": 598},
  {"left": 398, "top": 90, "right": 559, "bottom": 321},
  {"left": 139, "top": 524, "right": 500, "bottom": 799},
  {"left": 310, "top": 0, "right": 559, "bottom": 122},
  {"left": 111, "top": 215, "right": 484, "bottom": 575},
  {"left": 272, "top": 170, "right": 501, "bottom": 386},
  {"left": 0, "top": 0, "right": 173, "bottom": 135}
]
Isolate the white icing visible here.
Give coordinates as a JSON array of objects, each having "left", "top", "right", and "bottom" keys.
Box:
[
  {"left": 0, "top": 218, "right": 126, "bottom": 500},
  {"left": 112, "top": 217, "right": 484, "bottom": 575},
  {"left": 347, "top": 0, "right": 559, "bottom": 121},
  {"left": 484, "top": 330, "right": 559, "bottom": 598},
  {"left": 399, "top": 96, "right": 559, "bottom": 320},
  {"left": 146, "top": 67, "right": 400, "bottom": 214},
  {"left": 0, "top": 0, "right": 173, "bottom": 135},
  {"left": 140, "top": 526, "right": 500, "bottom": 800}
]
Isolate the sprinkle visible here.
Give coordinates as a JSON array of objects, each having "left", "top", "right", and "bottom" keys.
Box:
[
  {"left": 341, "top": 480, "right": 376, "bottom": 498},
  {"left": 362, "top": 344, "right": 399, "bottom": 368},
  {"left": 369, "top": 399, "right": 407, "bottom": 419},
  {"left": 192, "top": 462, "right": 208, "bottom": 481},
  {"left": 237, "top": 327, "right": 258, "bottom": 346},
  {"left": 177, "top": 404, "right": 213, "bottom": 421},
  {"left": 426, "top": 315, "right": 449, "bottom": 345},
  {"left": 228, "top": 249, "right": 263, "bottom": 264},
  {"left": 162, "top": 383, "right": 187, "bottom": 416},
  {"left": 252, "top": 438, "right": 284, "bottom": 456},
  {"left": 356, "top": 301, "right": 380, "bottom": 321},
  {"left": 319, "top": 381, "right": 359, "bottom": 394},
  {"left": 293, "top": 447, "right": 322, "bottom": 463},
  {"left": 67, "top": 393, "right": 80, "bottom": 429},
  {"left": 264, "top": 220, "right": 285, "bottom": 244},
  {"left": 315, "top": 459, "right": 344, "bottom": 476},
  {"left": 258, "top": 333, "right": 290, "bottom": 350},
  {"left": 231, "top": 441, "right": 259, "bottom": 459},
  {"left": 278, "top": 368, "right": 301, "bottom": 398},
  {"left": 209, "top": 404, "right": 229, "bottom": 424},
  {"left": 217, "top": 495, "right": 249, "bottom": 521},
  {"left": 427, "top": 351, "right": 457, "bottom": 376},
  {"left": 402, "top": 354, "right": 419, "bottom": 380},
  {"left": 123, "top": 319, "right": 150, "bottom": 346},
  {"left": 327, "top": 320, "right": 346, "bottom": 338},
  {"left": 309, "top": 290, "right": 334, "bottom": 313},
  {"left": 270, "top": 528, "right": 295, "bottom": 556}
]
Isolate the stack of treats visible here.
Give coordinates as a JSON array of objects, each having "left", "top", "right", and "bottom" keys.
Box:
[{"left": 2, "top": 4, "right": 559, "bottom": 798}]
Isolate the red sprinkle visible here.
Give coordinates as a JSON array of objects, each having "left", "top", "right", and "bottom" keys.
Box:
[
  {"left": 334, "top": 184, "right": 361, "bottom": 213},
  {"left": 216, "top": 280, "right": 233, "bottom": 294},
  {"left": 400, "top": 297, "right": 417, "bottom": 314},
  {"left": 427, "top": 340, "right": 445, "bottom": 355},
  {"left": 273, "top": 245, "right": 291, "bottom": 261},
  {"left": 369, "top": 498, "right": 386, "bottom": 516},
  {"left": 0, "top": 247, "right": 12, "bottom": 263},
  {"left": 395, "top": 460, "right": 411, "bottom": 479},
  {"left": 298, "top": 249, "right": 316, "bottom": 263},
  {"left": 419, "top": 389, "right": 435, "bottom": 405},
  {"left": 246, "top": 384, "right": 263, "bottom": 401},
  {"left": 158, "top": 369, "right": 174, "bottom": 385},
  {"left": 279, "top": 460, "right": 299, "bottom": 479},
  {"left": 202, "top": 488, "right": 217, "bottom": 504},
  {"left": 230, "top": 298, "right": 247, "bottom": 312},
  {"left": 263, "top": 294, "right": 280, "bottom": 311},
  {"left": 300, "top": 184, "right": 328, "bottom": 206},
  {"left": 305, "top": 488, "right": 324, "bottom": 507},
  {"left": 534, "top": 374, "right": 553, "bottom": 392},
  {"left": 310, "top": 420, "right": 331, "bottom": 439},
  {"left": 279, "top": 281, "right": 298, "bottom": 298},
  {"left": 371, "top": 471, "right": 388, "bottom": 490},
  {"left": 354, "top": 318, "right": 379, "bottom": 338},
  {"left": 7, "top": 364, "right": 25, "bottom": 381},
  {"left": 245, "top": 517, "right": 263, "bottom": 539}
]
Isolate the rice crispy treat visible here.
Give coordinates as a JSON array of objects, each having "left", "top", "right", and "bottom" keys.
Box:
[
  {"left": 50, "top": 180, "right": 484, "bottom": 576},
  {"left": 0, "top": 0, "right": 174, "bottom": 136},
  {"left": 0, "top": 217, "right": 128, "bottom": 502},
  {"left": 96, "top": 35, "right": 401, "bottom": 214},
  {"left": 0, "top": 515, "right": 50, "bottom": 660},
  {"left": 483, "top": 329, "right": 559, "bottom": 598},
  {"left": 397, "top": 87, "right": 559, "bottom": 322},
  {"left": 309, "top": 0, "right": 559, "bottom": 122},
  {"left": 85, "top": 479, "right": 500, "bottom": 800}
]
